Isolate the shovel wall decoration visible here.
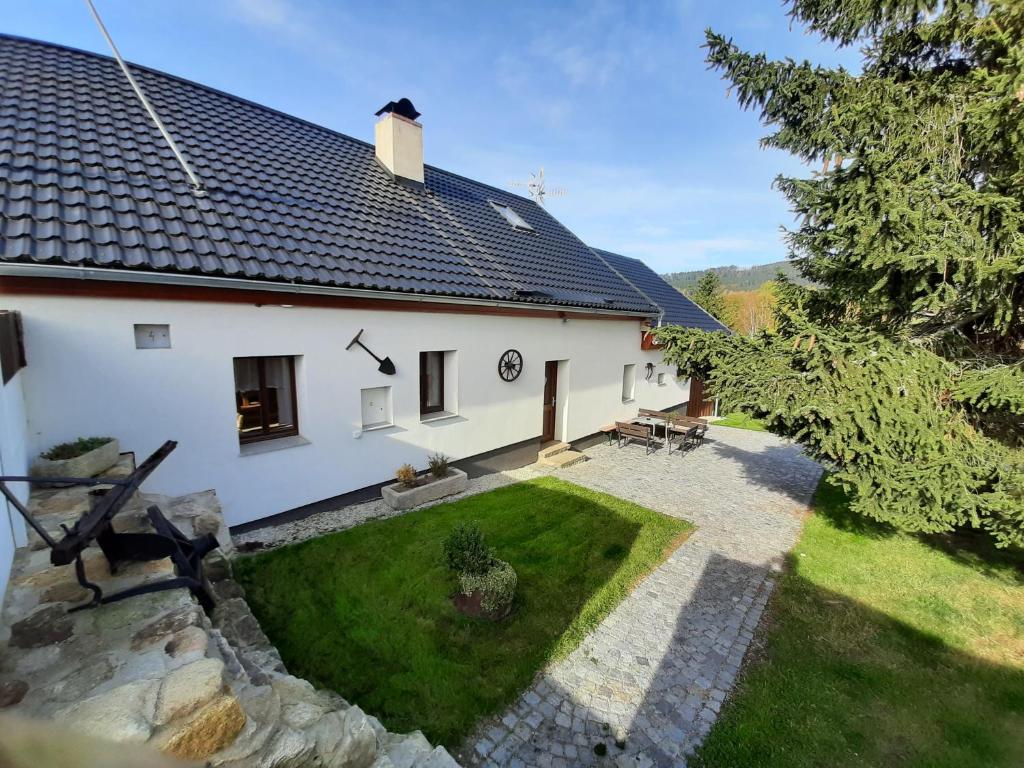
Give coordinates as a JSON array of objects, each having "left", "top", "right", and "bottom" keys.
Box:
[{"left": 346, "top": 329, "right": 397, "bottom": 375}]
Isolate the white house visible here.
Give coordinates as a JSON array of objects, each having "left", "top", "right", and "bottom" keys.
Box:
[{"left": 0, "top": 35, "right": 727, "bottom": 590}]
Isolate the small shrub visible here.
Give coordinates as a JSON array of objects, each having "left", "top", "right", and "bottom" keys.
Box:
[
  {"left": 427, "top": 452, "right": 450, "bottom": 479},
  {"left": 459, "top": 559, "right": 517, "bottom": 615},
  {"left": 443, "top": 522, "right": 493, "bottom": 575},
  {"left": 395, "top": 463, "right": 418, "bottom": 488},
  {"left": 41, "top": 436, "right": 114, "bottom": 461}
]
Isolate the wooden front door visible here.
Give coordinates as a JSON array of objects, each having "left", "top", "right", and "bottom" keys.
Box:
[
  {"left": 687, "top": 376, "right": 717, "bottom": 417},
  {"left": 542, "top": 361, "right": 558, "bottom": 442}
]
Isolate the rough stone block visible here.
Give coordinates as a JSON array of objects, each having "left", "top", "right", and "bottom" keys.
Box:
[
  {"left": 9, "top": 604, "right": 74, "bottom": 648},
  {"left": 155, "top": 657, "right": 226, "bottom": 725},
  {"left": 312, "top": 707, "right": 379, "bottom": 768},
  {"left": 153, "top": 693, "right": 246, "bottom": 761},
  {"left": 59, "top": 679, "right": 160, "bottom": 744},
  {"left": 31, "top": 439, "right": 121, "bottom": 480}
]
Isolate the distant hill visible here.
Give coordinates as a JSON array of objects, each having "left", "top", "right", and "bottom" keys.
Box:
[{"left": 662, "top": 260, "right": 807, "bottom": 293}]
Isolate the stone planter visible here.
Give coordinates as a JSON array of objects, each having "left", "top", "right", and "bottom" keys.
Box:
[
  {"left": 31, "top": 438, "right": 120, "bottom": 480},
  {"left": 381, "top": 468, "right": 468, "bottom": 511}
]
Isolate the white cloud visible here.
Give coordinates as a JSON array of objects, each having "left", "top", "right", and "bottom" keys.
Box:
[
  {"left": 225, "top": 0, "right": 346, "bottom": 61},
  {"left": 458, "top": 147, "right": 788, "bottom": 272}
]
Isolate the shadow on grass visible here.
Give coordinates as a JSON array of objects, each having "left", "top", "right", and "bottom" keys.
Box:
[
  {"left": 713, "top": 440, "right": 1024, "bottom": 583},
  {"left": 695, "top": 555, "right": 1024, "bottom": 768},
  {"left": 811, "top": 474, "right": 1024, "bottom": 584},
  {"left": 234, "top": 477, "right": 691, "bottom": 748},
  {"left": 462, "top": 538, "right": 1024, "bottom": 768},
  {"left": 459, "top": 551, "right": 773, "bottom": 767}
]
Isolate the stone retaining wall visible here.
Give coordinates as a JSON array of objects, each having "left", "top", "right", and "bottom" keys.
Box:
[{"left": 0, "top": 459, "right": 458, "bottom": 767}]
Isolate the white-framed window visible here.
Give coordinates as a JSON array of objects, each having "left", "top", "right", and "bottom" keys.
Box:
[
  {"left": 657, "top": 372, "right": 666, "bottom": 386},
  {"left": 621, "top": 363, "right": 636, "bottom": 403},
  {"left": 360, "top": 386, "right": 393, "bottom": 430}
]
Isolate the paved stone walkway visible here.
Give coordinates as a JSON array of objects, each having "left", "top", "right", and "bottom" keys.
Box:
[{"left": 461, "top": 425, "right": 822, "bottom": 768}]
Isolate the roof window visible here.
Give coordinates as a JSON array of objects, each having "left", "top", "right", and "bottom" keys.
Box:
[{"left": 490, "top": 202, "right": 534, "bottom": 232}]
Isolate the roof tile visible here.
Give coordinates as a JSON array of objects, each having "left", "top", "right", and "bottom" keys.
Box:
[
  {"left": 0, "top": 35, "right": 659, "bottom": 314},
  {"left": 593, "top": 248, "right": 731, "bottom": 333}
]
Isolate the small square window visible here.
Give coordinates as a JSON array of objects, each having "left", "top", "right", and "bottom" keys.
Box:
[
  {"left": 134, "top": 324, "right": 171, "bottom": 349},
  {"left": 657, "top": 372, "right": 666, "bottom": 386},
  {"left": 234, "top": 356, "right": 299, "bottom": 444},
  {"left": 489, "top": 201, "right": 534, "bottom": 232},
  {"left": 360, "top": 386, "right": 393, "bottom": 430},
  {"left": 622, "top": 363, "right": 636, "bottom": 402}
]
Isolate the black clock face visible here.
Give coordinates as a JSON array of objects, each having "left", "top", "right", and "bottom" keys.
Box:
[{"left": 498, "top": 349, "right": 523, "bottom": 382}]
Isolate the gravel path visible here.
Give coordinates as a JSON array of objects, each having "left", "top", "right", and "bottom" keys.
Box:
[
  {"left": 233, "top": 466, "right": 539, "bottom": 551},
  {"left": 461, "top": 426, "right": 822, "bottom": 768}
]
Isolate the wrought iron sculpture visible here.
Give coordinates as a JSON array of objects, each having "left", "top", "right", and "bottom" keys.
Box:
[
  {"left": 498, "top": 349, "right": 523, "bottom": 381},
  {"left": 0, "top": 441, "right": 218, "bottom": 612},
  {"left": 346, "top": 329, "right": 397, "bottom": 375}
]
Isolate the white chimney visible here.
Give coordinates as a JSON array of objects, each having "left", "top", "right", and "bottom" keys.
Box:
[{"left": 374, "top": 98, "right": 424, "bottom": 185}]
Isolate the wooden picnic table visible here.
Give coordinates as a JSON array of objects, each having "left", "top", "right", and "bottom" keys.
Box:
[{"left": 630, "top": 416, "right": 668, "bottom": 443}]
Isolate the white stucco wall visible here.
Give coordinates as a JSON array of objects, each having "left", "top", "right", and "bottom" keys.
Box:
[
  {"left": 6, "top": 293, "right": 688, "bottom": 527},
  {"left": 0, "top": 366, "right": 29, "bottom": 596}
]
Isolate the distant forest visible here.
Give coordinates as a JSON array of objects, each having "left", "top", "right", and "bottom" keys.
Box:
[{"left": 662, "top": 260, "right": 806, "bottom": 293}]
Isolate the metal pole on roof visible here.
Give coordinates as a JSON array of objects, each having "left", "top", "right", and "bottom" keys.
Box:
[{"left": 84, "top": 0, "right": 206, "bottom": 195}]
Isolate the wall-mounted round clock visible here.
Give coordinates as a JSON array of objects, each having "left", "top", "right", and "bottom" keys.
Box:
[{"left": 498, "top": 349, "right": 523, "bottom": 382}]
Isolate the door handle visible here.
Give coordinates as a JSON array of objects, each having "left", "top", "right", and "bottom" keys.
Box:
[{"left": 551, "top": 396, "right": 556, "bottom": 407}]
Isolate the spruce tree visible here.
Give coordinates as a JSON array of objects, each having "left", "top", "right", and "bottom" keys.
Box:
[
  {"left": 689, "top": 270, "right": 731, "bottom": 324},
  {"left": 657, "top": 0, "right": 1024, "bottom": 546}
]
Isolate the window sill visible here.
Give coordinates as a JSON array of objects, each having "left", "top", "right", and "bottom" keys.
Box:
[
  {"left": 420, "top": 411, "right": 459, "bottom": 424},
  {"left": 361, "top": 422, "right": 395, "bottom": 433},
  {"left": 239, "top": 434, "right": 310, "bottom": 457},
  {"left": 622, "top": 398, "right": 635, "bottom": 404}
]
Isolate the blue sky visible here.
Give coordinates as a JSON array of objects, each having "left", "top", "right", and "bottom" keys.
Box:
[{"left": 6, "top": 1, "right": 858, "bottom": 274}]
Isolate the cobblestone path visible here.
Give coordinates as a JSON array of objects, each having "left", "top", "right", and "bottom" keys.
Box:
[{"left": 462, "top": 426, "right": 822, "bottom": 767}]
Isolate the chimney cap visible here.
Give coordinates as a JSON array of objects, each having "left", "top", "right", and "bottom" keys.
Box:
[{"left": 375, "top": 98, "right": 421, "bottom": 121}]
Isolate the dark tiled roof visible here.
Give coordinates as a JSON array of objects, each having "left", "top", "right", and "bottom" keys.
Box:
[
  {"left": 592, "top": 248, "right": 731, "bottom": 332},
  {"left": 0, "top": 35, "right": 656, "bottom": 315}
]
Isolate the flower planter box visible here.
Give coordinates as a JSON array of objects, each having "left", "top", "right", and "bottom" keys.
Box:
[
  {"left": 31, "top": 438, "right": 120, "bottom": 480},
  {"left": 640, "top": 330, "right": 664, "bottom": 350},
  {"left": 381, "top": 468, "right": 468, "bottom": 511}
]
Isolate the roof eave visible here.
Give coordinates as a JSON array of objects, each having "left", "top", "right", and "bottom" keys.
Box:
[{"left": 0, "top": 263, "right": 658, "bottom": 319}]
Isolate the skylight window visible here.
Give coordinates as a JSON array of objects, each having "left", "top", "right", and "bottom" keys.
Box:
[{"left": 490, "top": 202, "right": 534, "bottom": 232}]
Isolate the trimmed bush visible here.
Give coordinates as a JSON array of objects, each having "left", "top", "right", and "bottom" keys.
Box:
[
  {"left": 443, "top": 522, "right": 493, "bottom": 575},
  {"left": 459, "top": 559, "right": 517, "bottom": 615},
  {"left": 395, "top": 463, "right": 418, "bottom": 488},
  {"left": 427, "top": 452, "right": 450, "bottom": 479}
]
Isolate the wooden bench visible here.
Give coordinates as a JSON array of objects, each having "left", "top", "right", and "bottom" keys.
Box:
[
  {"left": 615, "top": 421, "right": 659, "bottom": 455},
  {"left": 638, "top": 408, "right": 671, "bottom": 421},
  {"left": 599, "top": 424, "right": 617, "bottom": 445},
  {"left": 667, "top": 415, "right": 708, "bottom": 451}
]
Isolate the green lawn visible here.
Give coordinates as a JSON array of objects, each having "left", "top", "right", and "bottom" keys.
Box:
[
  {"left": 235, "top": 477, "right": 691, "bottom": 746},
  {"left": 714, "top": 412, "right": 768, "bottom": 431},
  {"left": 696, "top": 478, "right": 1024, "bottom": 768}
]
